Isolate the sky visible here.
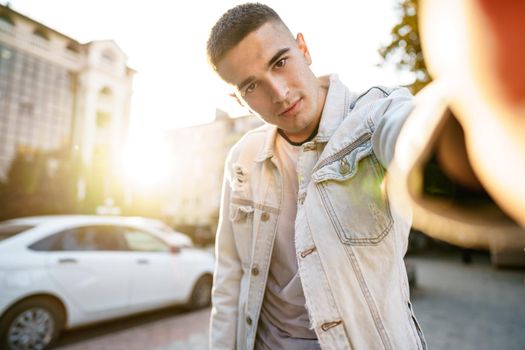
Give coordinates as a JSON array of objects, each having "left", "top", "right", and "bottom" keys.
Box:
[{"left": 5, "top": 0, "right": 409, "bottom": 135}]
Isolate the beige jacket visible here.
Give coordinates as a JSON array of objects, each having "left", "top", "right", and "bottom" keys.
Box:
[{"left": 210, "top": 75, "right": 426, "bottom": 350}]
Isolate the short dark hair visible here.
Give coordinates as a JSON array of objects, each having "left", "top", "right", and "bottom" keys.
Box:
[{"left": 207, "top": 3, "right": 287, "bottom": 71}]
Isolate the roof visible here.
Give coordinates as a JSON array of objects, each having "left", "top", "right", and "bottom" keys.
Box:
[{"left": 0, "top": 3, "right": 81, "bottom": 45}]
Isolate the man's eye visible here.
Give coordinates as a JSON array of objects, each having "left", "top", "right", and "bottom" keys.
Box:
[
  {"left": 244, "top": 82, "right": 257, "bottom": 95},
  {"left": 275, "top": 58, "right": 287, "bottom": 69}
]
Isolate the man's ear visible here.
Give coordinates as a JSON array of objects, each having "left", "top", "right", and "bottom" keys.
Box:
[
  {"left": 296, "top": 33, "right": 312, "bottom": 65},
  {"left": 229, "top": 92, "right": 244, "bottom": 107}
]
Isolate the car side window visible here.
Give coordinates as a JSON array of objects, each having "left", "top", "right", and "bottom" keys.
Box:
[
  {"left": 123, "top": 229, "right": 169, "bottom": 252},
  {"left": 29, "top": 233, "right": 62, "bottom": 251},
  {"left": 30, "top": 225, "right": 127, "bottom": 251}
]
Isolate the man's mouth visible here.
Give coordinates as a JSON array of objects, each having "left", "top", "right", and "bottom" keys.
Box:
[{"left": 279, "top": 98, "right": 302, "bottom": 117}]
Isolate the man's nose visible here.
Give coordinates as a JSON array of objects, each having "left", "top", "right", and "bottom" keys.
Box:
[{"left": 268, "top": 78, "right": 289, "bottom": 103}]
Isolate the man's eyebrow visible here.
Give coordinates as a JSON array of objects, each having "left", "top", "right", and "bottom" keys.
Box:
[
  {"left": 238, "top": 76, "right": 256, "bottom": 92},
  {"left": 267, "top": 48, "right": 290, "bottom": 68},
  {"left": 236, "top": 48, "right": 290, "bottom": 91}
]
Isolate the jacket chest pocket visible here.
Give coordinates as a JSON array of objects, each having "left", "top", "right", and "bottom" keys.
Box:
[
  {"left": 312, "top": 139, "right": 393, "bottom": 245},
  {"left": 229, "top": 200, "right": 254, "bottom": 264}
]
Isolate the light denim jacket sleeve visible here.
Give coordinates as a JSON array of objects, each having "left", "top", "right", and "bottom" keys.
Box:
[
  {"left": 210, "top": 151, "right": 241, "bottom": 350},
  {"left": 369, "top": 87, "right": 414, "bottom": 168}
]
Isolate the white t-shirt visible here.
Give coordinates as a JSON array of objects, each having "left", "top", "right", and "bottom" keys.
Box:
[{"left": 255, "top": 133, "right": 321, "bottom": 350}]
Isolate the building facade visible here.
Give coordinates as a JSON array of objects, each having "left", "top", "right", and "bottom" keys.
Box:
[
  {"left": 0, "top": 4, "right": 134, "bottom": 179},
  {"left": 163, "top": 110, "right": 262, "bottom": 237}
]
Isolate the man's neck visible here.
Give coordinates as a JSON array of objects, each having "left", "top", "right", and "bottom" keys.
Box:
[
  {"left": 278, "top": 124, "right": 319, "bottom": 146},
  {"left": 278, "top": 75, "right": 330, "bottom": 146}
]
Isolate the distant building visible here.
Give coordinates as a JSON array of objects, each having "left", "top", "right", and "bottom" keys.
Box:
[
  {"left": 163, "top": 110, "right": 262, "bottom": 234},
  {"left": 0, "top": 4, "right": 134, "bottom": 178}
]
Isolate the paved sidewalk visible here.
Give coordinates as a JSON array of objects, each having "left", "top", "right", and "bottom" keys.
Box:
[
  {"left": 55, "top": 252, "right": 525, "bottom": 350},
  {"left": 410, "top": 253, "right": 525, "bottom": 350},
  {"left": 55, "top": 308, "right": 210, "bottom": 350}
]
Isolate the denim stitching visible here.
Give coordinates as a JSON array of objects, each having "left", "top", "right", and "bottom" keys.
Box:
[
  {"left": 304, "top": 208, "right": 352, "bottom": 349},
  {"left": 245, "top": 160, "right": 282, "bottom": 349},
  {"left": 350, "top": 86, "right": 391, "bottom": 109},
  {"left": 312, "top": 133, "right": 371, "bottom": 174},
  {"left": 316, "top": 164, "right": 392, "bottom": 246},
  {"left": 313, "top": 141, "right": 372, "bottom": 183},
  {"left": 344, "top": 245, "right": 393, "bottom": 349},
  {"left": 230, "top": 197, "right": 279, "bottom": 214}
]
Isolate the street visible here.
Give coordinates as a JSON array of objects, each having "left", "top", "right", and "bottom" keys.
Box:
[{"left": 54, "top": 252, "right": 525, "bottom": 350}]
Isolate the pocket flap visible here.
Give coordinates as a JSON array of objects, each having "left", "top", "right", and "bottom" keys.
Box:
[
  {"left": 229, "top": 204, "right": 254, "bottom": 222},
  {"left": 312, "top": 140, "right": 373, "bottom": 183}
]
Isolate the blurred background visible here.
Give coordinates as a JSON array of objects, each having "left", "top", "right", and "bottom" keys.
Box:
[
  {"left": 0, "top": 1, "right": 523, "bottom": 349},
  {"left": 0, "top": 0, "right": 418, "bottom": 241}
]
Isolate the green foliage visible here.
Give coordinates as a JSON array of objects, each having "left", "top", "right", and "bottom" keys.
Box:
[
  {"left": 0, "top": 148, "right": 81, "bottom": 221},
  {"left": 379, "top": 0, "right": 430, "bottom": 93}
]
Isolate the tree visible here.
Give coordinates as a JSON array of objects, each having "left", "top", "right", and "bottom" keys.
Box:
[
  {"left": 0, "top": 148, "right": 80, "bottom": 221},
  {"left": 379, "top": 0, "right": 430, "bottom": 94}
]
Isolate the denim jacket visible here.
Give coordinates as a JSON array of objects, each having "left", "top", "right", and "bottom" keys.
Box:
[{"left": 210, "top": 75, "right": 426, "bottom": 350}]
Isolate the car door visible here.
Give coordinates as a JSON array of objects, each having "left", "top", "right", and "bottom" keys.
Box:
[
  {"left": 42, "top": 225, "right": 133, "bottom": 317},
  {"left": 122, "top": 227, "right": 192, "bottom": 308}
]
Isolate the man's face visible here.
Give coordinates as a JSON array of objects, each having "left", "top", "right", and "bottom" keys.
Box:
[{"left": 216, "top": 21, "right": 326, "bottom": 143}]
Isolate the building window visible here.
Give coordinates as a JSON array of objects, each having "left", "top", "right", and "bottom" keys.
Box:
[
  {"left": 31, "top": 28, "right": 50, "bottom": 49},
  {"left": 65, "top": 42, "right": 81, "bottom": 61},
  {"left": 98, "top": 86, "right": 113, "bottom": 109},
  {"left": 33, "top": 29, "right": 49, "bottom": 40},
  {"left": 0, "top": 47, "right": 12, "bottom": 60},
  {"left": 18, "top": 102, "right": 34, "bottom": 118},
  {"left": 100, "top": 50, "right": 115, "bottom": 66},
  {"left": 96, "top": 111, "right": 111, "bottom": 128},
  {"left": 0, "top": 13, "right": 14, "bottom": 33},
  {"left": 99, "top": 86, "right": 112, "bottom": 96},
  {"left": 66, "top": 42, "right": 80, "bottom": 53}
]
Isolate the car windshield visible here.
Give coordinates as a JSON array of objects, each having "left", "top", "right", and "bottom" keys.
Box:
[{"left": 0, "top": 224, "right": 35, "bottom": 242}]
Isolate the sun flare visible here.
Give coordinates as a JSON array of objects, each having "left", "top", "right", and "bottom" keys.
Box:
[{"left": 121, "top": 133, "right": 171, "bottom": 187}]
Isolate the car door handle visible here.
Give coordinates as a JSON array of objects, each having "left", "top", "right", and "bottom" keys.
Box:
[
  {"left": 137, "top": 259, "right": 149, "bottom": 265},
  {"left": 58, "top": 258, "right": 77, "bottom": 264}
]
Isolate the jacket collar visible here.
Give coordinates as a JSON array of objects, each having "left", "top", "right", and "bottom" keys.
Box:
[
  {"left": 255, "top": 74, "right": 351, "bottom": 163},
  {"left": 316, "top": 74, "right": 352, "bottom": 142},
  {"left": 255, "top": 125, "right": 278, "bottom": 162}
]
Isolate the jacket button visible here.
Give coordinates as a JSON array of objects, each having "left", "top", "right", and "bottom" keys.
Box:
[
  {"left": 339, "top": 159, "right": 351, "bottom": 175},
  {"left": 261, "top": 212, "right": 270, "bottom": 221},
  {"left": 246, "top": 316, "right": 252, "bottom": 325},
  {"left": 251, "top": 266, "right": 259, "bottom": 276},
  {"left": 321, "top": 320, "right": 343, "bottom": 331}
]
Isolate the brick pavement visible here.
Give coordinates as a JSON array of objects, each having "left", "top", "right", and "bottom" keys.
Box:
[
  {"left": 55, "top": 253, "right": 525, "bottom": 350},
  {"left": 410, "top": 253, "right": 525, "bottom": 350},
  {"left": 55, "top": 308, "right": 210, "bottom": 350}
]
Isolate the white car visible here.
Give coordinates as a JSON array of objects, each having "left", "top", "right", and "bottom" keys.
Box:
[
  {"left": 0, "top": 215, "right": 215, "bottom": 350},
  {"left": 119, "top": 216, "right": 194, "bottom": 248}
]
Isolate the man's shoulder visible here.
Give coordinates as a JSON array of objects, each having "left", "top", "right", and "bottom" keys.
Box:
[
  {"left": 241, "top": 123, "right": 270, "bottom": 140},
  {"left": 228, "top": 123, "right": 273, "bottom": 160},
  {"left": 350, "top": 85, "right": 412, "bottom": 110}
]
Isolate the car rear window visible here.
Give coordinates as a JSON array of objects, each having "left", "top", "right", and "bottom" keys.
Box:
[
  {"left": 0, "top": 224, "right": 35, "bottom": 242},
  {"left": 29, "top": 225, "right": 129, "bottom": 251}
]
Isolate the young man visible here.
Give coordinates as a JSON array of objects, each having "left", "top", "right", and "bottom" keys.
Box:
[{"left": 207, "top": 3, "right": 426, "bottom": 349}]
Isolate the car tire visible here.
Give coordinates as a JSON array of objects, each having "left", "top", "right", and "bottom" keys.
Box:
[
  {"left": 0, "top": 297, "right": 64, "bottom": 350},
  {"left": 188, "top": 275, "right": 212, "bottom": 309}
]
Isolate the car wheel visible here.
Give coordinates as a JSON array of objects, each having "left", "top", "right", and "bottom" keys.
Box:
[
  {"left": 189, "top": 275, "right": 212, "bottom": 309},
  {"left": 0, "top": 297, "right": 64, "bottom": 350}
]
